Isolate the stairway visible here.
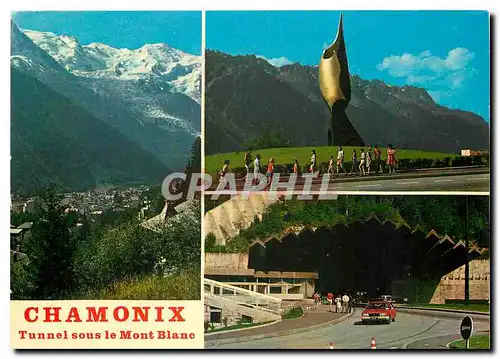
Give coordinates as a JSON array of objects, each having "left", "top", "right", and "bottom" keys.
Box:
[{"left": 204, "top": 278, "right": 282, "bottom": 323}]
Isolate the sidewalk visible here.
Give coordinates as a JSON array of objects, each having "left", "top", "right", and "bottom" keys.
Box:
[
  {"left": 205, "top": 306, "right": 351, "bottom": 346},
  {"left": 208, "top": 166, "right": 489, "bottom": 190}
]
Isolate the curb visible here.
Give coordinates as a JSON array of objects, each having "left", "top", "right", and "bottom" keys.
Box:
[
  {"left": 397, "top": 306, "right": 490, "bottom": 316},
  {"left": 204, "top": 319, "right": 280, "bottom": 337},
  {"left": 445, "top": 331, "right": 490, "bottom": 349},
  {"left": 205, "top": 309, "right": 355, "bottom": 348}
]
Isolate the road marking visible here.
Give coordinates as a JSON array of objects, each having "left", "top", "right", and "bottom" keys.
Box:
[
  {"left": 397, "top": 181, "right": 419, "bottom": 185},
  {"left": 356, "top": 184, "right": 382, "bottom": 188},
  {"left": 433, "top": 179, "right": 453, "bottom": 183},
  {"left": 390, "top": 347, "right": 399, "bottom": 349}
]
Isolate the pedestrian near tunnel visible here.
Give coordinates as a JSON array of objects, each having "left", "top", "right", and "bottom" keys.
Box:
[
  {"left": 313, "top": 291, "right": 320, "bottom": 311},
  {"left": 335, "top": 295, "right": 342, "bottom": 313},
  {"left": 342, "top": 293, "right": 350, "bottom": 313},
  {"left": 327, "top": 292, "right": 334, "bottom": 312}
]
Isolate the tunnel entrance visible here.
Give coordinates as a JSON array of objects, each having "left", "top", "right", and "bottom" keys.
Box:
[{"left": 247, "top": 218, "right": 480, "bottom": 299}]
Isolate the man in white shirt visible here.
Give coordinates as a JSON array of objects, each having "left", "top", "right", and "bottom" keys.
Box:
[
  {"left": 253, "top": 154, "right": 261, "bottom": 186},
  {"left": 336, "top": 146, "right": 345, "bottom": 176},
  {"left": 342, "top": 293, "right": 350, "bottom": 313}
]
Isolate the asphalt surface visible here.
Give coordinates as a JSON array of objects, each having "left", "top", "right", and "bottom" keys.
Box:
[
  {"left": 306, "top": 173, "right": 490, "bottom": 192},
  {"left": 207, "top": 309, "right": 490, "bottom": 349}
]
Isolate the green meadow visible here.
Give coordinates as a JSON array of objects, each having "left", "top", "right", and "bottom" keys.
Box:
[{"left": 205, "top": 146, "right": 456, "bottom": 175}]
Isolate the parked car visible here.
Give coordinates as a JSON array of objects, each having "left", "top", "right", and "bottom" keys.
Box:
[
  {"left": 361, "top": 300, "right": 397, "bottom": 324},
  {"left": 379, "top": 294, "right": 392, "bottom": 302}
]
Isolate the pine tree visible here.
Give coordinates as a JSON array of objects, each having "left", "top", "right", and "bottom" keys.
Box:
[
  {"left": 177, "top": 136, "right": 201, "bottom": 201},
  {"left": 24, "top": 183, "right": 76, "bottom": 299}
]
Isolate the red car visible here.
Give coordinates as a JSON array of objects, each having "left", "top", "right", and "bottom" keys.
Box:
[{"left": 361, "top": 300, "right": 396, "bottom": 324}]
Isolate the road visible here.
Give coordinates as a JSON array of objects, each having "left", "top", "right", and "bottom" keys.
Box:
[
  {"left": 207, "top": 309, "right": 490, "bottom": 349},
  {"left": 305, "top": 173, "right": 490, "bottom": 192}
]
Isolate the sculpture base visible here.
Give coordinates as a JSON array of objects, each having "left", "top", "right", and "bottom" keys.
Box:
[{"left": 329, "top": 100, "right": 365, "bottom": 147}]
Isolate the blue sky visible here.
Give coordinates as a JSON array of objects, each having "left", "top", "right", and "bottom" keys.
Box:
[
  {"left": 207, "top": 11, "right": 490, "bottom": 122},
  {"left": 12, "top": 11, "right": 202, "bottom": 55}
]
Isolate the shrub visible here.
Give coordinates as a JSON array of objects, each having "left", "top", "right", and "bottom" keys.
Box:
[{"left": 85, "top": 269, "right": 201, "bottom": 300}]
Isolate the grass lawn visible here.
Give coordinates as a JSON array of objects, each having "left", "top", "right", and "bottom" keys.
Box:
[
  {"left": 205, "top": 146, "right": 455, "bottom": 175},
  {"left": 413, "top": 303, "right": 490, "bottom": 313},
  {"left": 282, "top": 307, "right": 304, "bottom": 320},
  {"left": 84, "top": 270, "right": 200, "bottom": 300},
  {"left": 207, "top": 321, "right": 273, "bottom": 333},
  {"left": 449, "top": 334, "right": 490, "bottom": 349}
]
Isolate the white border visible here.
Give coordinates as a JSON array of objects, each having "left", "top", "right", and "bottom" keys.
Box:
[{"left": 3, "top": 1, "right": 498, "bottom": 358}]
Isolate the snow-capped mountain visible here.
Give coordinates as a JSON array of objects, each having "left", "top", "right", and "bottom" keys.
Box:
[
  {"left": 22, "top": 29, "right": 201, "bottom": 103},
  {"left": 11, "top": 22, "right": 201, "bottom": 174},
  {"left": 10, "top": 24, "right": 64, "bottom": 75}
]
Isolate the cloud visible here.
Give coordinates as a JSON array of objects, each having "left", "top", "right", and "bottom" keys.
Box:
[
  {"left": 257, "top": 55, "right": 294, "bottom": 67},
  {"left": 376, "top": 47, "right": 475, "bottom": 90}
]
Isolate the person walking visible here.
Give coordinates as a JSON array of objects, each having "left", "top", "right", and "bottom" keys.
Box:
[
  {"left": 253, "top": 154, "right": 261, "bottom": 186},
  {"left": 244, "top": 149, "right": 252, "bottom": 177},
  {"left": 336, "top": 146, "right": 345, "bottom": 176},
  {"left": 310, "top": 149, "right": 317, "bottom": 174},
  {"left": 293, "top": 159, "right": 299, "bottom": 175},
  {"left": 342, "top": 293, "right": 350, "bottom": 313},
  {"left": 387, "top": 144, "right": 397, "bottom": 174},
  {"left": 335, "top": 295, "right": 342, "bottom": 313},
  {"left": 327, "top": 155, "right": 335, "bottom": 176},
  {"left": 266, "top": 157, "right": 275, "bottom": 185},
  {"left": 327, "top": 292, "right": 334, "bottom": 312},
  {"left": 350, "top": 149, "right": 358, "bottom": 176},
  {"left": 359, "top": 148, "right": 366, "bottom": 176},
  {"left": 373, "top": 145, "right": 381, "bottom": 174},
  {"left": 366, "top": 147, "right": 372, "bottom": 175},
  {"left": 219, "top": 160, "right": 230, "bottom": 183},
  {"left": 313, "top": 291, "right": 320, "bottom": 311}
]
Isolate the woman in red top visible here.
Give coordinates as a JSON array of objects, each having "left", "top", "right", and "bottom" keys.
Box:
[{"left": 386, "top": 144, "right": 396, "bottom": 174}]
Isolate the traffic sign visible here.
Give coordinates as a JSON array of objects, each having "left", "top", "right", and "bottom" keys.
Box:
[{"left": 460, "top": 316, "right": 473, "bottom": 349}]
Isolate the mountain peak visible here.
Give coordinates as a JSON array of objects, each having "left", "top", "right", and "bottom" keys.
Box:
[{"left": 18, "top": 27, "right": 201, "bottom": 103}]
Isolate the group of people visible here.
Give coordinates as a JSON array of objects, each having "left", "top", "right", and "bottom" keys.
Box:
[
  {"left": 312, "top": 291, "right": 352, "bottom": 313},
  {"left": 327, "top": 145, "right": 397, "bottom": 176},
  {"left": 217, "top": 145, "right": 397, "bottom": 184}
]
